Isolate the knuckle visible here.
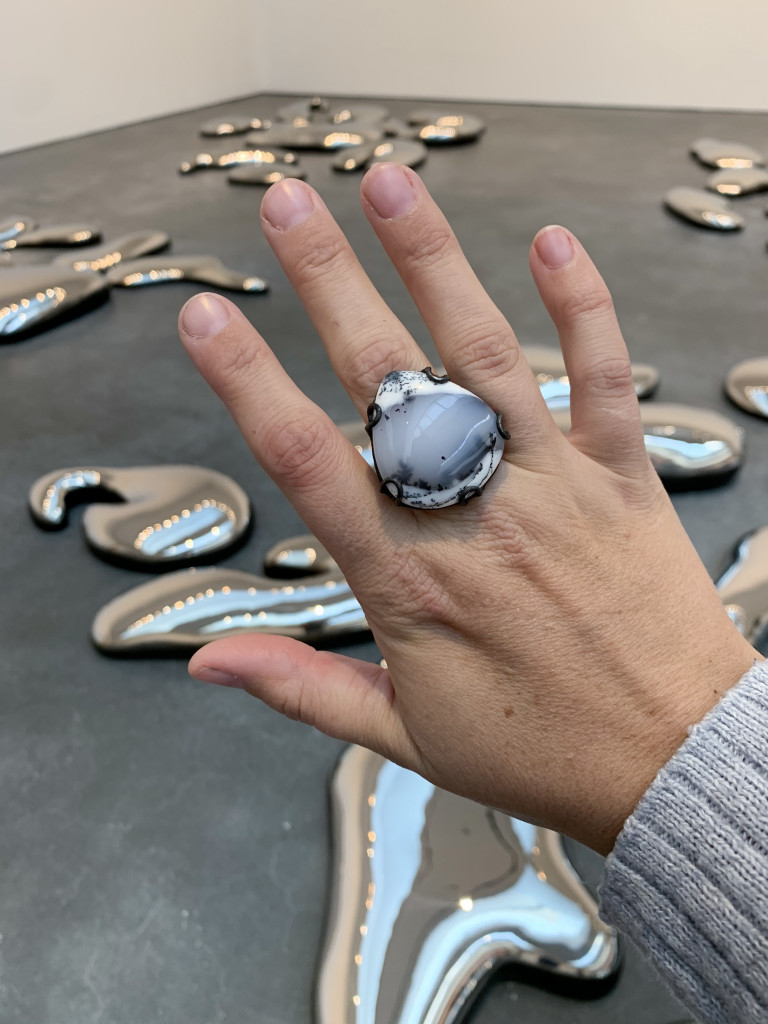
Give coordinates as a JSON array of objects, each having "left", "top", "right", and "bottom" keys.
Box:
[
  {"left": 560, "top": 285, "right": 615, "bottom": 325},
  {"left": 400, "top": 224, "right": 455, "bottom": 272},
  {"left": 386, "top": 549, "right": 457, "bottom": 628},
  {"left": 266, "top": 414, "right": 338, "bottom": 490},
  {"left": 215, "top": 332, "right": 268, "bottom": 396},
  {"left": 290, "top": 232, "right": 350, "bottom": 285},
  {"left": 354, "top": 332, "right": 413, "bottom": 395},
  {"left": 584, "top": 355, "right": 636, "bottom": 398},
  {"left": 451, "top": 317, "right": 519, "bottom": 378}
]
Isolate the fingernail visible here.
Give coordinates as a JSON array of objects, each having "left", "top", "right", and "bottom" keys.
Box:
[
  {"left": 191, "top": 666, "right": 243, "bottom": 689},
  {"left": 535, "top": 226, "right": 574, "bottom": 269},
  {"left": 180, "top": 293, "right": 230, "bottom": 339},
  {"left": 364, "top": 163, "right": 417, "bottom": 220},
  {"left": 261, "top": 179, "right": 315, "bottom": 230}
]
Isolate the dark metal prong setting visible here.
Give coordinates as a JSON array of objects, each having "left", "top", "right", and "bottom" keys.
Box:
[
  {"left": 422, "top": 366, "right": 451, "bottom": 384},
  {"left": 496, "top": 412, "right": 511, "bottom": 440},
  {"left": 365, "top": 402, "right": 382, "bottom": 435},
  {"left": 457, "top": 485, "right": 483, "bottom": 505},
  {"left": 380, "top": 477, "right": 404, "bottom": 505}
]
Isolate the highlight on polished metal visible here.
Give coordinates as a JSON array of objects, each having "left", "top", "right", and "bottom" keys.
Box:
[
  {"left": 263, "top": 533, "right": 337, "bottom": 576},
  {"left": 0, "top": 265, "right": 110, "bottom": 339},
  {"left": 549, "top": 403, "right": 743, "bottom": 485},
  {"left": 329, "top": 102, "right": 390, "bottom": 127},
  {"left": 227, "top": 164, "right": 307, "bottom": 186},
  {"left": 53, "top": 230, "right": 170, "bottom": 273},
  {"left": 706, "top": 167, "right": 768, "bottom": 197},
  {"left": 407, "top": 109, "right": 486, "bottom": 144},
  {"left": 0, "top": 222, "right": 101, "bottom": 251},
  {"left": 523, "top": 344, "right": 659, "bottom": 409},
  {"left": 716, "top": 525, "right": 768, "bottom": 651},
  {"left": 663, "top": 187, "right": 744, "bottom": 231},
  {"left": 29, "top": 465, "right": 251, "bottom": 569},
  {"left": 724, "top": 357, "right": 768, "bottom": 419},
  {"left": 277, "top": 96, "right": 330, "bottom": 126},
  {"left": 200, "top": 115, "right": 272, "bottom": 137},
  {"left": 106, "top": 254, "right": 269, "bottom": 293},
  {"left": 246, "top": 125, "right": 383, "bottom": 151},
  {"left": 317, "top": 745, "right": 620, "bottom": 1024},
  {"left": 0, "top": 215, "right": 37, "bottom": 245},
  {"left": 179, "top": 149, "right": 297, "bottom": 174},
  {"left": 690, "top": 137, "right": 765, "bottom": 169},
  {"left": 333, "top": 139, "right": 428, "bottom": 173}
]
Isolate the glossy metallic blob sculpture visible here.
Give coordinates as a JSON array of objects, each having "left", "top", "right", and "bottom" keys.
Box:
[
  {"left": 0, "top": 215, "right": 36, "bottom": 245},
  {"left": 0, "top": 265, "right": 110, "bottom": 339},
  {"left": 690, "top": 137, "right": 765, "bottom": 169},
  {"left": 549, "top": 404, "right": 743, "bottom": 485},
  {"left": 333, "top": 139, "right": 428, "bottom": 173},
  {"left": 200, "top": 115, "right": 271, "bottom": 137},
  {"left": 227, "top": 164, "right": 307, "bottom": 186},
  {"left": 663, "top": 187, "right": 744, "bottom": 231},
  {"left": 53, "top": 230, "right": 170, "bottom": 272},
  {"left": 179, "top": 149, "right": 297, "bottom": 174},
  {"left": 724, "top": 357, "right": 768, "bottom": 419},
  {"left": 246, "top": 126, "right": 383, "bottom": 151},
  {"left": 706, "top": 167, "right": 768, "bottom": 197},
  {"left": 29, "top": 465, "right": 251, "bottom": 569},
  {"left": 317, "top": 745, "right": 619, "bottom": 1024},
  {"left": 716, "top": 525, "right": 768, "bottom": 651},
  {"left": 523, "top": 345, "right": 659, "bottom": 408},
  {"left": 106, "top": 255, "right": 268, "bottom": 293},
  {"left": 0, "top": 223, "right": 101, "bottom": 250}
]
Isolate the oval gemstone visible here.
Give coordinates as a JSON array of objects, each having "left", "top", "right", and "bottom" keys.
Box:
[{"left": 369, "top": 370, "right": 505, "bottom": 509}]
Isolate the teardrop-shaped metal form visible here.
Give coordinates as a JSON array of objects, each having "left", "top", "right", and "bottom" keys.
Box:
[
  {"left": 52, "top": 230, "right": 170, "bottom": 273},
  {"left": 0, "top": 223, "right": 101, "bottom": 251},
  {"left": 0, "top": 215, "right": 37, "bottom": 245},
  {"left": 317, "top": 745, "right": 620, "bottom": 1024},
  {"left": 179, "top": 149, "right": 297, "bottom": 174},
  {"left": 92, "top": 564, "right": 367, "bottom": 654},
  {"left": 706, "top": 166, "right": 768, "bottom": 197},
  {"left": 246, "top": 125, "right": 383, "bottom": 150},
  {"left": 333, "top": 138, "right": 428, "bottom": 173},
  {"left": 29, "top": 465, "right": 252, "bottom": 569},
  {"left": 690, "top": 137, "right": 766, "bottom": 169},
  {"left": 663, "top": 187, "right": 744, "bottom": 231},
  {"left": 200, "top": 115, "right": 272, "bottom": 137},
  {"left": 724, "top": 357, "right": 768, "bottom": 419},
  {"left": 106, "top": 255, "right": 268, "bottom": 293},
  {"left": 716, "top": 525, "right": 768, "bottom": 650},
  {"left": 523, "top": 345, "right": 659, "bottom": 408},
  {"left": 227, "top": 164, "right": 306, "bottom": 186},
  {"left": 549, "top": 403, "right": 743, "bottom": 486},
  {"left": 277, "top": 96, "right": 329, "bottom": 126},
  {"left": 406, "top": 109, "right": 486, "bottom": 144},
  {"left": 0, "top": 265, "right": 110, "bottom": 340},
  {"left": 328, "top": 103, "right": 390, "bottom": 126}
]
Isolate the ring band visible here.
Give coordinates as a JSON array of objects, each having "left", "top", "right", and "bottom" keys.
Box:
[{"left": 366, "top": 368, "right": 509, "bottom": 509}]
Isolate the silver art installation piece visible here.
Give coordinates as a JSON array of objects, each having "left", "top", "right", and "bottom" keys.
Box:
[
  {"left": 277, "top": 96, "right": 330, "bottom": 126},
  {"left": 179, "top": 149, "right": 297, "bottom": 174},
  {"left": 690, "top": 138, "right": 765, "bottom": 169},
  {"left": 0, "top": 215, "right": 36, "bottom": 245},
  {"left": 317, "top": 744, "right": 620, "bottom": 1024},
  {"left": 716, "top": 525, "right": 768, "bottom": 651},
  {"left": 0, "top": 264, "right": 110, "bottom": 339},
  {"left": 246, "top": 126, "right": 383, "bottom": 151},
  {"left": 106, "top": 255, "right": 268, "bottom": 293},
  {"left": 200, "top": 115, "right": 271, "bottom": 137},
  {"left": 329, "top": 103, "right": 390, "bottom": 127},
  {"left": 549, "top": 404, "right": 743, "bottom": 485},
  {"left": 29, "top": 465, "right": 252, "bottom": 569},
  {"left": 53, "top": 230, "right": 170, "bottom": 272},
  {"left": 407, "top": 110, "right": 486, "bottom": 144},
  {"left": 333, "top": 139, "right": 428, "bottom": 173},
  {"left": 0, "top": 223, "right": 101, "bottom": 250},
  {"left": 227, "top": 164, "right": 307, "bottom": 186},
  {"left": 663, "top": 187, "right": 744, "bottom": 231},
  {"left": 523, "top": 345, "right": 659, "bottom": 408},
  {"left": 706, "top": 167, "right": 768, "bottom": 197},
  {"left": 367, "top": 369, "right": 508, "bottom": 509},
  {"left": 724, "top": 357, "right": 768, "bottom": 419}
]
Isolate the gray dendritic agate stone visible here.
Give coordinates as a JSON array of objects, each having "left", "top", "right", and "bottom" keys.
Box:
[{"left": 368, "top": 370, "right": 507, "bottom": 509}]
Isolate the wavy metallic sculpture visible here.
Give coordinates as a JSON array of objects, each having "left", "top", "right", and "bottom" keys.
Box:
[
  {"left": 706, "top": 167, "right": 768, "bottom": 197},
  {"left": 0, "top": 223, "right": 101, "bottom": 250},
  {"left": 53, "top": 230, "right": 170, "bottom": 273},
  {"left": 690, "top": 137, "right": 765, "bottom": 169},
  {"left": 0, "top": 215, "right": 36, "bottom": 245},
  {"left": 106, "top": 255, "right": 268, "bottom": 293},
  {"left": 317, "top": 745, "right": 620, "bottom": 1024},
  {"left": 663, "top": 187, "right": 744, "bottom": 230},
  {"left": 227, "top": 164, "right": 307, "bottom": 186},
  {"left": 724, "top": 357, "right": 768, "bottom": 419},
  {"left": 29, "top": 465, "right": 251, "bottom": 569},
  {"left": 0, "top": 265, "right": 110, "bottom": 339},
  {"left": 200, "top": 115, "right": 271, "bottom": 137},
  {"left": 246, "top": 126, "right": 383, "bottom": 150},
  {"left": 333, "top": 139, "right": 428, "bottom": 173},
  {"left": 523, "top": 345, "right": 659, "bottom": 408},
  {"left": 179, "top": 149, "right": 297, "bottom": 174},
  {"left": 716, "top": 525, "right": 768, "bottom": 651}
]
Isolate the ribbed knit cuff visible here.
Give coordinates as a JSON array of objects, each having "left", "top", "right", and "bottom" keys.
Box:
[{"left": 600, "top": 660, "right": 768, "bottom": 1024}]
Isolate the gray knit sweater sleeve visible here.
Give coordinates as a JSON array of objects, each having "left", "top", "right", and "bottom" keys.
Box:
[{"left": 600, "top": 659, "right": 768, "bottom": 1024}]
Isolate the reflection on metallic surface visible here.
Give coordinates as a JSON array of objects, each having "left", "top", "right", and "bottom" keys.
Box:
[
  {"left": 716, "top": 526, "right": 768, "bottom": 651},
  {"left": 408, "top": 110, "right": 486, "bottom": 144},
  {"left": 317, "top": 745, "right": 620, "bottom": 1024},
  {"left": 549, "top": 404, "right": 743, "bottom": 485},
  {"left": 0, "top": 223, "right": 101, "bottom": 250},
  {"left": 663, "top": 187, "right": 744, "bottom": 230},
  {"left": 333, "top": 139, "right": 428, "bottom": 173},
  {"left": 246, "top": 126, "right": 383, "bottom": 150},
  {"left": 523, "top": 345, "right": 659, "bottom": 408},
  {"left": 228, "top": 164, "right": 307, "bottom": 186},
  {"left": 179, "top": 149, "right": 297, "bottom": 174},
  {"left": 0, "top": 215, "right": 36, "bottom": 245},
  {"left": 277, "top": 96, "right": 330, "bottom": 126},
  {"left": 706, "top": 167, "right": 768, "bottom": 196},
  {"left": 53, "top": 230, "right": 170, "bottom": 272},
  {"left": 106, "top": 255, "right": 268, "bottom": 292},
  {"left": 690, "top": 137, "right": 765, "bottom": 169},
  {"left": 263, "top": 534, "right": 336, "bottom": 576},
  {"left": 92, "top": 562, "right": 366, "bottom": 654},
  {"left": 724, "top": 357, "right": 768, "bottom": 419},
  {"left": 329, "top": 103, "right": 390, "bottom": 126},
  {"left": 29, "top": 465, "right": 251, "bottom": 569},
  {"left": 200, "top": 115, "right": 271, "bottom": 137},
  {"left": 0, "top": 265, "right": 109, "bottom": 339}
]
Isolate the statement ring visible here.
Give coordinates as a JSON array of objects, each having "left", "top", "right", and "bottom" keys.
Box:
[{"left": 366, "top": 368, "right": 509, "bottom": 509}]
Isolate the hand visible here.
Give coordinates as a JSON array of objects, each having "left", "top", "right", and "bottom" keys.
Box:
[{"left": 178, "top": 165, "right": 757, "bottom": 854}]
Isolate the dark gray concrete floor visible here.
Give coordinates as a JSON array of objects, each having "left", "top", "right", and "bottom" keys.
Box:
[{"left": 2, "top": 92, "right": 767, "bottom": 1023}]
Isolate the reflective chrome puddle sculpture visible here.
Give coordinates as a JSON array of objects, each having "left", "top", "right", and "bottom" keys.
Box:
[
  {"left": 317, "top": 745, "right": 619, "bottom": 1024},
  {"left": 716, "top": 525, "right": 768, "bottom": 652},
  {"left": 663, "top": 187, "right": 744, "bottom": 231},
  {"left": 53, "top": 230, "right": 170, "bottom": 272},
  {"left": 0, "top": 222, "right": 101, "bottom": 250},
  {"left": 0, "top": 264, "right": 110, "bottom": 339},
  {"left": 106, "top": 255, "right": 268, "bottom": 292},
  {"left": 334, "top": 139, "right": 428, "bottom": 173},
  {"left": 690, "top": 138, "right": 765, "bottom": 170},
  {"left": 200, "top": 115, "right": 272, "bottom": 137},
  {"left": 724, "top": 357, "right": 768, "bottom": 419},
  {"left": 228, "top": 164, "right": 307, "bottom": 186},
  {"left": 0, "top": 215, "right": 37, "bottom": 245},
  {"left": 524, "top": 345, "right": 659, "bottom": 408},
  {"left": 706, "top": 167, "right": 768, "bottom": 197},
  {"left": 29, "top": 465, "right": 251, "bottom": 569},
  {"left": 179, "top": 149, "right": 297, "bottom": 174}
]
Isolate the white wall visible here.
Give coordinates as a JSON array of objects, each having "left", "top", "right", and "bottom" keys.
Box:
[{"left": 0, "top": 0, "right": 264, "bottom": 153}]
